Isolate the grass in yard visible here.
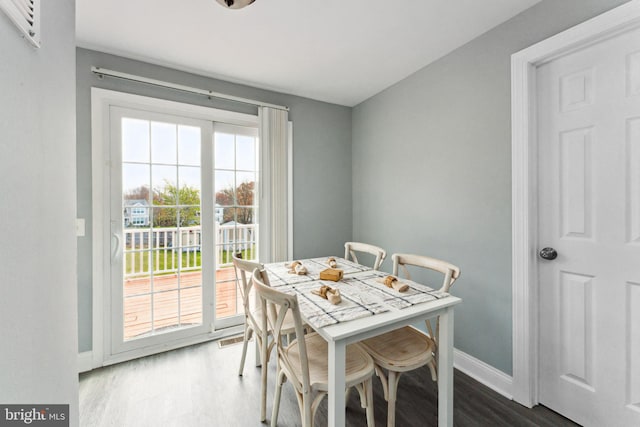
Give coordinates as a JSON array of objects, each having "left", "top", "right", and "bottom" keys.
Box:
[{"left": 125, "top": 247, "right": 256, "bottom": 276}]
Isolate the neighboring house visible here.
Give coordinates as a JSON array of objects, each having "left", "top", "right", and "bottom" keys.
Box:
[
  {"left": 215, "top": 204, "right": 224, "bottom": 223},
  {"left": 124, "top": 199, "right": 150, "bottom": 227}
]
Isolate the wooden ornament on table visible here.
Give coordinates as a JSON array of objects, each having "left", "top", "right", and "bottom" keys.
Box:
[
  {"left": 286, "top": 260, "right": 308, "bottom": 275},
  {"left": 380, "top": 275, "right": 409, "bottom": 292},
  {"left": 311, "top": 285, "right": 342, "bottom": 305},
  {"left": 319, "top": 268, "right": 343, "bottom": 281}
]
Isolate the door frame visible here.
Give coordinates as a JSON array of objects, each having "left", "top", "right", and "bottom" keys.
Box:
[
  {"left": 91, "top": 88, "right": 259, "bottom": 367},
  {"left": 511, "top": 0, "right": 640, "bottom": 407}
]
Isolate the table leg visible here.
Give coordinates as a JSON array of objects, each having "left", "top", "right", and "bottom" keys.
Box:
[
  {"left": 328, "top": 340, "right": 347, "bottom": 427},
  {"left": 438, "top": 307, "right": 454, "bottom": 427}
]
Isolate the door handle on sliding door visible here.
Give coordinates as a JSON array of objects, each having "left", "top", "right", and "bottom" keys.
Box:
[{"left": 111, "top": 233, "right": 121, "bottom": 264}]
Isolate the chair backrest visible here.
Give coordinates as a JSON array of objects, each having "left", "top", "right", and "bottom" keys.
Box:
[
  {"left": 344, "top": 242, "right": 387, "bottom": 270},
  {"left": 252, "top": 268, "right": 311, "bottom": 395},
  {"left": 232, "top": 254, "right": 267, "bottom": 319},
  {"left": 392, "top": 253, "right": 460, "bottom": 292}
]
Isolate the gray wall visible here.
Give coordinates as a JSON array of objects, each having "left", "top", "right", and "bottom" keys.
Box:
[
  {"left": 0, "top": 1, "right": 79, "bottom": 424},
  {"left": 352, "top": 0, "right": 629, "bottom": 375},
  {"left": 76, "top": 49, "right": 352, "bottom": 352}
]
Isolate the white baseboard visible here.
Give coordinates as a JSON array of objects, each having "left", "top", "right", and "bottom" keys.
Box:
[
  {"left": 453, "top": 348, "right": 513, "bottom": 399},
  {"left": 78, "top": 351, "right": 93, "bottom": 373}
]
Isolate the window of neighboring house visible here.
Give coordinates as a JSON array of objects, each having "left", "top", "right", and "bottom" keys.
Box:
[{"left": 131, "top": 217, "right": 146, "bottom": 226}]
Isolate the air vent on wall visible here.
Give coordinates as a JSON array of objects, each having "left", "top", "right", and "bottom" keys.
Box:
[{"left": 0, "top": 0, "right": 40, "bottom": 48}]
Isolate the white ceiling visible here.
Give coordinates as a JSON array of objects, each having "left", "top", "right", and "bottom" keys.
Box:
[{"left": 76, "top": 0, "right": 540, "bottom": 107}]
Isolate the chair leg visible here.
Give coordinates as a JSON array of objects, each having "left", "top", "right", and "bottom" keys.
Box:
[
  {"left": 365, "top": 378, "right": 375, "bottom": 427},
  {"left": 238, "top": 323, "right": 250, "bottom": 376},
  {"left": 386, "top": 370, "right": 402, "bottom": 427},
  {"left": 303, "top": 391, "right": 313, "bottom": 427},
  {"left": 271, "top": 370, "right": 286, "bottom": 427},
  {"left": 354, "top": 380, "right": 375, "bottom": 427},
  {"left": 255, "top": 333, "right": 262, "bottom": 367},
  {"left": 375, "top": 365, "right": 390, "bottom": 401},
  {"left": 428, "top": 359, "right": 438, "bottom": 382},
  {"left": 260, "top": 344, "right": 268, "bottom": 422},
  {"left": 308, "top": 391, "right": 326, "bottom": 427}
]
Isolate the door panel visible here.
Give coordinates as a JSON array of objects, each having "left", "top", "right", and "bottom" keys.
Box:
[
  {"left": 628, "top": 118, "right": 640, "bottom": 244},
  {"left": 109, "top": 107, "right": 214, "bottom": 355},
  {"left": 559, "top": 127, "right": 592, "bottom": 238},
  {"left": 212, "top": 123, "right": 259, "bottom": 328},
  {"left": 537, "top": 25, "right": 640, "bottom": 426},
  {"left": 558, "top": 271, "right": 594, "bottom": 389},
  {"left": 629, "top": 281, "right": 640, "bottom": 411}
]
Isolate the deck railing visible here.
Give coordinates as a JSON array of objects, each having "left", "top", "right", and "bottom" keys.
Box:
[{"left": 124, "top": 223, "right": 257, "bottom": 277}]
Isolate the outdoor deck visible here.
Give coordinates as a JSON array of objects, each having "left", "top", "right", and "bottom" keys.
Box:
[{"left": 123, "top": 268, "right": 239, "bottom": 340}]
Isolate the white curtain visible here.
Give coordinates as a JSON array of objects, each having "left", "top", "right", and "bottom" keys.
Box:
[{"left": 259, "top": 106, "right": 289, "bottom": 262}]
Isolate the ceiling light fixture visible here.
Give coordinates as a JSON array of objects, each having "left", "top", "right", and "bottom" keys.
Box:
[{"left": 215, "top": 0, "right": 256, "bottom": 10}]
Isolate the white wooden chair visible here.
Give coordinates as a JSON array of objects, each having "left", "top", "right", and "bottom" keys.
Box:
[
  {"left": 252, "top": 268, "right": 376, "bottom": 427},
  {"left": 344, "top": 241, "right": 387, "bottom": 270},
  {"left": 359, "top": 253, "right": 460, "bottom": 427},
  {"left": 232, "top": 255, "right": 298, "bottom": 422}
]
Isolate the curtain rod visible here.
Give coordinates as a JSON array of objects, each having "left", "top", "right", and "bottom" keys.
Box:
[{"left": 91, "top": 66, "right": 289, "bottom": 111}]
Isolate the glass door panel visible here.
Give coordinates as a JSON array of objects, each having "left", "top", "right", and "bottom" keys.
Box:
[
  {"left": 213, "top": 123, "right": 259, "bottom": 326},
  {"left": 111, "top": 107, "right": 213, "bottom": 354}
]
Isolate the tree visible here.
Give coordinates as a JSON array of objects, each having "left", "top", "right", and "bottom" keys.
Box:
[
  {"left": 236, "top": 181, "right": 255, "bottom": 224},
  {"left": 215, "top": 188, "right": 234, "bottom": 208},
  {"left": 153, "top": 182, "right": 201, "bottom": 227},
  {"left": 215, "top": 181, "right": 255, "bottom": 224},
  {"left": 124, "top": 185, "right": 151, "bottom": 202}
]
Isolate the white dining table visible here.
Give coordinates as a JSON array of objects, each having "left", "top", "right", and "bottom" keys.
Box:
[{"left": 264, "top": 257, "right": 462, "bottom": 427}]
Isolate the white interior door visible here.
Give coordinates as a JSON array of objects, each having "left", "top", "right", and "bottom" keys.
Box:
[{"left": 537, "top": 25, "right": 640, "bottom": 426}]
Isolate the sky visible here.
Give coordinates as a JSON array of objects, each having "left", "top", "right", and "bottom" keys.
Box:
[{"left": 121, "top": 117, "right": 258, "bottom": 207}]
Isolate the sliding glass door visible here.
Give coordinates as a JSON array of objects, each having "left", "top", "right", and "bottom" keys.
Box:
[{"left": 107, "top": 106, "right": 260, "bottom": 357}]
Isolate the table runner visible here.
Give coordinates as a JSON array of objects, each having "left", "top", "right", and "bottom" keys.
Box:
[
  {"left": 265, "top": 256, "right": 370, "bottom": 287},
  {"left": 263, "top": 259, "right": 449, "bottom": 329},
  {"left": 341, "top": 270, "right": 449, "bottom": 310}
]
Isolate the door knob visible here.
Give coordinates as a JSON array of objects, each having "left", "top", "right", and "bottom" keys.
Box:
[{"left": 539, "top": 247, "right": 557, "bottom": 260}]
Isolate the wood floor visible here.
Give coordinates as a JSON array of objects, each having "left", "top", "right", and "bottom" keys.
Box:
[
  {"left": 79, "top": 338, "right": 579, "bottom": 427},
  {"left": 123, "top": 268, "right": 238, "bottom": 339}
]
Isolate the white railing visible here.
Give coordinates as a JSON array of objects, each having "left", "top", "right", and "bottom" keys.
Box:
[{"left": 124, "top": 223, "right": 257, "bottom": 277}]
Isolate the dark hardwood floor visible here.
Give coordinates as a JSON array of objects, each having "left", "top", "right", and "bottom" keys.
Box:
[{"left": 79, "top": 339, "right": 579, "bottom": 427}]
